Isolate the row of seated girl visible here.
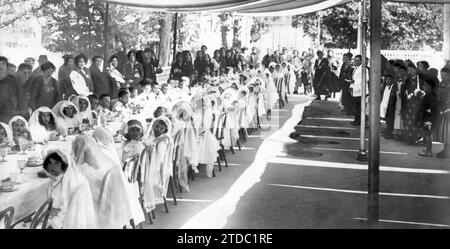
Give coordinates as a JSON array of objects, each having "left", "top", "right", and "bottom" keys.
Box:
[{"left": 31, "top": 115, "right": 173, "bottom": 229}]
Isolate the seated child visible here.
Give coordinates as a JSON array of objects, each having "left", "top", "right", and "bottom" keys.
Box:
[
  {"left": 121, "top": 119, "right": 145, "bottom": 164},
  {"left": 8, "top": 116, "right": 32, "bottom": 150}
]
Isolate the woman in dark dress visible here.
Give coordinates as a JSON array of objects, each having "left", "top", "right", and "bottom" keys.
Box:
[
  {"left": 313, "top": 51, "right": 330, "bottom": 100},
  {"left": 181, "top": 51, "right": 194, "bottom": 78},
  {"left": 121, "top": 50, "right": 143, "bottom": 89},
  {"left": 169, "top": 52, "right": 183, "bottom": 81},
  {"left": 400, "top": 64, "right": 424, "bottom": 144},
  {"left": 29, "top": 62, "right": 61, "bottom": 111},
  {"left": 435, "top": 67, "right": 450, "bottom": 158}
]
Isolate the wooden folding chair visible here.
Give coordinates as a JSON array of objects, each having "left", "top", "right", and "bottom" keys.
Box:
[
  {"left": 11, "top": 198, "right": 53, "bottom": 229},
  {"left": 285, "top": 73, "right": 290, "bottom": 103},
  {"left": 217, "top": 113, "right": 229, "bottom": 168},
  {"left": 133, "top": 150, "right": 153, "bottom": 225},
  {"left": 122, "top": 154, "right": 145, "bottom": 228},
  {"left": 276, "top": 77, "right": 285, "bottom": 108},
  {"left": 0, "top": 206, "right": 14, "bottom": 229},
  {"left": 29, "top": 198, "right": 53, "bottom": 229}
]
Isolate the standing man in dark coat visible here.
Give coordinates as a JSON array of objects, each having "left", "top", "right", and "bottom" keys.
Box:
[
  {"left": 313, "top": 50, "right": 330, "bottom": 100},
  {"left": 90, "top": 55, "right": 114, "bottom": 97},
  {"left": 339, "top": 52, "right": 354, "bottom": 113},
  {"left": 141, "top": 49, "right": 159, "bottom": 83},
  {"left": 14, "top": 63, "right": 33, "bottom": 119},
  {"left": 0, "top": 56, "right": 20, "bottom": 123},
  {"left": 381, "top": 73, "right": 398, "bottom": 139}
]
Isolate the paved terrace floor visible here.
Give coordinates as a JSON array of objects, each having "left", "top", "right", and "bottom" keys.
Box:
[{"left": 142, "top": 95, "right": 450, "bottom": 229}]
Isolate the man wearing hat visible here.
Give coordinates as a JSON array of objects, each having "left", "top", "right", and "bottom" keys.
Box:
[
  {"left": 380, "top": 71, "right": 397, "bottom": 139},
  {"left": 339, "top": 52, "right": 354, "bottom": 114},
  {"left": 24, "top": 57, "right": 35, "bottom": 68},
  {"left": 31, "top": 55, "right": 48, "bottom": 79}
]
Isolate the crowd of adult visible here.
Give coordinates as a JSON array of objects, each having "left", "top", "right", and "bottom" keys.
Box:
[
  {"left": 1, "top": 42, "right": 450, "bottom": 229},
  {"left": 0, "top": 44, "right": 302, "bottom": 229}
]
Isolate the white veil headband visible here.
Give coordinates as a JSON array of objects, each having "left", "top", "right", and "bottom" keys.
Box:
[
  {"left": 29, "top": 107, "right": 57, "bottom": 127},
  {"left": 52, "top": 100, "right": 79, "bottom": 119},
  {"left": 0, "top": 122, "right": 13, "bottom": 144},
  {"left": 71, "top": 95, "right": 92, "bottom": 113},
  {"left": 29, "top": 107, "right": 59, "bottom": 143},
  {"left": 238, "top": 86, "right": 250, "bottom": 98},
  {"left": 151, "top": 116, "right": 173, "bottom": 138},
  {"left": 172, "top": 101, "right": 194, "bottom": 120},
  {"left": 8, "top": 116, "right": 29, "bottom": 130},
  {"left": 220, "top": 87, "right": 238, "bottom": 102}
]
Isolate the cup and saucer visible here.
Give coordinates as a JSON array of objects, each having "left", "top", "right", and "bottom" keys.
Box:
[{"left": 1, "top": 178, "right": 17, "bottom": 192}]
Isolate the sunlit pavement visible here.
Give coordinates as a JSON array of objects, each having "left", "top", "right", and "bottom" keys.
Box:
[{"left": 144, "top": 96, "right": 450, "bottom": 229}]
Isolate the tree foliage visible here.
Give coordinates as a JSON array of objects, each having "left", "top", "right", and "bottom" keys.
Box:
[
  {"left": 0, "top": 0, "right": 44, "bottom": 30},
  {"left": 40, "top": 0, "right": 106, "bottom": 56},
  {"left": 250, "top": 17, "right": 271, "bottom": 43},
  {"left": 381, "top": 3, "right": 443, "bottom": 50},
  {"left": 292, "top": 2, "right": 444, "bottom": 51},
  {"left": 292, "top": 1, "right": 359, "bottom": 49}
]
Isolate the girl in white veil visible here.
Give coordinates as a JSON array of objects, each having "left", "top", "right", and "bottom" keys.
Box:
[
  {"left": 29, "top": 107, "right": 60, "bottom": 144},
  {"left": 52, "top": 100, "right": 81, "bottom": 132},
  {"left": 0, "top": 122, "right": 13, "bottom": 146},
  {"left": 171, "top": 101, "right": 198, "bottom": 192},
  {"left": 192, "top": 92, "right": 220, "bottom": 178},
  {"left": 92, "top": 127, "right": 145, "bottom": 228},
  {"left": 8, "top": 116, "right": 32, "bottom": 149},
  {"left": 249, "top": 77, "right": 267, "bottom": 119},
  {"left": 220, "top": 87, "right": 239, "bottom": 150},
  {"left": 71, "top": 95, "right": 93, "bottom": 126},
  {"left": 140, "top": 116, "right": 174, "bottom": 212},
  {"left": 72, "top": 135, "right": 134, "bottom": 229},
  {"left": 44, "top": 149, "right": 97, "bottom": 229},
  {"left": 121, "top": 119, "right": 146, "bottom": 164},
  {"left": 257, "top": 71, "right": 277, "bottom": 118}
]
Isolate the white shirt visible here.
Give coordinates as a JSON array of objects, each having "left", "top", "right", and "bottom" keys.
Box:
[
  {"left": 350, "top": 65, "right": 369, "bottom": 97},
  {"left": 380, "top": 84, "right": 393, "bottom": 118}
]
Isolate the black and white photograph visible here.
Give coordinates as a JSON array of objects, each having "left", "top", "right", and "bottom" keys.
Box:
[{"left": 1, "top": 0, "right": 450, "bottom": 237}]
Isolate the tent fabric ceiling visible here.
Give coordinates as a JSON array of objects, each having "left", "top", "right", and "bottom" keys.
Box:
[
  {"left": 103, "top": 0, "right": 352, "bottom": 14},
  {"left": 103, "top": 0, "right": 450, "bottom": 16}
]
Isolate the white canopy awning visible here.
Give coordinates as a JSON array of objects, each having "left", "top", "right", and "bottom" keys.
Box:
[
  {"left": 102, "top": 0, "right": 450, "bottom": 16},
  {"left": 103, "top": 0, "right": 351, "bottom": 15}
]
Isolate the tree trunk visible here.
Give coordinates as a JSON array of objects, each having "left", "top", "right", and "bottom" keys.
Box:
[
  {"left": 159, "top": 13, "right": 173, "bottom": 67},
  {"left": 232, "top": 18, "right": 241, "bottom": 49},
  {"left": 221, "top": 25, "right": 228, "bottom": 49}
]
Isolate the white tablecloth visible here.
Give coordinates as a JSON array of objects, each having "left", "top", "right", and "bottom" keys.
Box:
[{"left": 0, "top": 122, "right": 126, "bottom": 224}]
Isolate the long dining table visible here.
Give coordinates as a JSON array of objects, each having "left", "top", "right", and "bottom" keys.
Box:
[{"left": 0, "top": 118, "right": 129, "bottom": 224}]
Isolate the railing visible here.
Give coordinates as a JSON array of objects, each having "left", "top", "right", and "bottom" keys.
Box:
[
  {"left": 332, "top": 48, "right": 446, "bottom": 69},
  {"left": 156, "top": 66, "right": 172, "bottom": 84}
]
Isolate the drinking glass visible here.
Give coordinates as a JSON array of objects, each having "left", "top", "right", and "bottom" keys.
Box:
[
  {"left": 80, "top": 123, "right": 87, "bottom": 134},
  {"left": 17, "top": 159, "right": 27, "bottom": 183},
  {"left": 0, "top": 147, "right": 8, "bottom": 162},
  {"left": 61, "top": 128, "right": 68, "bottom": 141},
  {"left": 19, "top": 139, "right": 27, "bottom": 155}
]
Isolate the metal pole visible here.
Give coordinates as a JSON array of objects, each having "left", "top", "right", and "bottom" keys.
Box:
[
  {"left": 173, "top": 12, "right": 178, "bottom": 62},
  {"left": 367, "top": 0, "right": 381, "bottom": 228},
  {"left": 103, "top": 2, "right": 110, "bottom": 72},
  {"left": 317, "top": 12, "right": 322, "bottom": 48},
  {"left": 444, "top": 4, "right": 450, "bottom": 61},
  {"left": 357, "top": 0, "right": 368, "bottom": 161}
]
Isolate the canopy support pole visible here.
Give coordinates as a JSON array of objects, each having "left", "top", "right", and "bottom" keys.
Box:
[
  {"left": 173, "top": 12, "right": 178, "bottom": 62},
  {"left": 368, "top": 0, "right": 381, "bottom": 228},
  {"left": 444, "top": 4, "right": 450, "bottom": 61},
  {"left": 104, "top": 2, "right": 110, "bottom": 71},
  {"left": 357, "top": 0, "right": 368, "bottom": 162}
]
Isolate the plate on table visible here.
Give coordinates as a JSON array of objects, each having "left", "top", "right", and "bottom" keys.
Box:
[
  {"left": 0, "top": 186, "right": 18, "bottom": 192},
  {"left": 27, "top": 158, "right": 43, "bottom": 167},
  {"left": 37, "top": 171, "right": 49, "bottom": 178},
  {"left": 8, "top": 149, "right": 18, "bottom": 155},
  {"left": 27, "top": 162, "right": 43, "bottom": 167}
]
